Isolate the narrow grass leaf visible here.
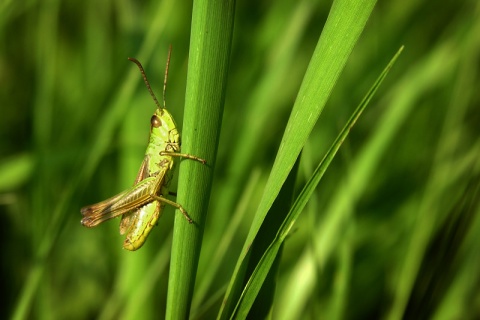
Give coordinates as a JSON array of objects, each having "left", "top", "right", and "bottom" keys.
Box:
[
  {"left": 231, "top": 46, "right": 404, "bottom": 319},
  {"left": 166, "top": 0, "right": 236, "bottom": 318},
  {"left": 219, "top": 0, "right": 378, "bottom": 317}
]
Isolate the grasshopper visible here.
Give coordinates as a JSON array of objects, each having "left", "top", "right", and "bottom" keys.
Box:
[{"left": 81, "top": 47, "right": 206, "bottom": 251}]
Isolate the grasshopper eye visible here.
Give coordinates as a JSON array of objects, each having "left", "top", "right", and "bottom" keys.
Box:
[{"left": 151, "top": 115, "right": 162, "bottom": 128}]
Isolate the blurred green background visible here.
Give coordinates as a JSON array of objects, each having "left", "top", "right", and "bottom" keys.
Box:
[{"left": 1, "top": 0, "right": 479, "bottom": 319}]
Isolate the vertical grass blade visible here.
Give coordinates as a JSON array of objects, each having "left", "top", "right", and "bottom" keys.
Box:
[{"left": 166, "top": 0, "right": 236, "bottom": 318}]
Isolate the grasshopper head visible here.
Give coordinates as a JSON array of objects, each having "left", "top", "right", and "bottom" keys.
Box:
[
  {"left": 150, "top": 107, "right": 180, "bottom": 152},
  {"left": 129, "top": 49, "right": 180, "bottom": 152}
]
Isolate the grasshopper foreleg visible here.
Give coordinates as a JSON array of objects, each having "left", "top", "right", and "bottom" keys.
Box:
[{"left": 159, "top": 151, "right": 207, "bottom": 164}]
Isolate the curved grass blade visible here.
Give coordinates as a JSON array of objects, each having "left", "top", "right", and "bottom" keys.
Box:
[
  {"left": 218, "top": 0, "right": 379, "bottom": 317},
  {"left": 230, "top": 46, "right": 404, "bottom": 319}
]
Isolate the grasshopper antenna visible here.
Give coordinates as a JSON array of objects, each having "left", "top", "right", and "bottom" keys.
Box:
[
  {"left": 163, "top": 45, "right": 172, "bottom": 110},
  {"left": 128, "top": 57, "right": 162, "bottom": 110}
]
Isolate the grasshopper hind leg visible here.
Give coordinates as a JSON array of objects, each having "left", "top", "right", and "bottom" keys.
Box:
[{"left": 151, "top": 194, "right": 193, "bottom": 224}]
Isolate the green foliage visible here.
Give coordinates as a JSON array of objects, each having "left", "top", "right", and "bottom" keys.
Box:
[{"left": 1, "top": 0, "right": 479, "bottom": 319}]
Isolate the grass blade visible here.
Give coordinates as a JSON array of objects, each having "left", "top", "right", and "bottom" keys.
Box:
[
  {"left": 231, "top": 46, "right": 404, "bottom": 319},
  {"left": 166, "top": 0, "right": 236, "bottom": 318},
  {"left": 219, "top": 0, "right": 378, "bottom": 317}
]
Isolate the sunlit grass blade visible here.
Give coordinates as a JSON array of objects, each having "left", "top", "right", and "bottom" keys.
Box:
[
  {"left": 230, "top": 46, "right": 404, "bottom": 319},
  {"left": 218, "top": 0, "right": 378, "bottom": 317},
  {"left": 276, "top": 15, "right": 480, "bottom": 318}
]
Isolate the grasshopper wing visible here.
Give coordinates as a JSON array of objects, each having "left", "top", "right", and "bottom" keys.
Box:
[
  {"left": 119, "top": 155, "right": 152, "bottom": 234},
  {"left": 81, "top": 176, "right": 158, "bottom": 227}
]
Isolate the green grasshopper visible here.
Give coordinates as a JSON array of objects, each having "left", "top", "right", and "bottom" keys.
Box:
[{"left": 81, "top": 48, "right": 206, "bottom": 251}]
